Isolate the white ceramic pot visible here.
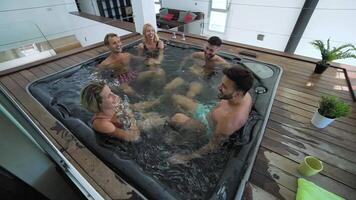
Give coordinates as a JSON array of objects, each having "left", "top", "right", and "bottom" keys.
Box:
[{"left": 311, "top": 110, "right": 335, "bottom": 128}]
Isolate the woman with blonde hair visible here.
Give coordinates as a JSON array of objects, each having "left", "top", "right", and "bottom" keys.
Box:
[
  {"left": 137, "top": 23, "right": 166, "bottom": 86},
  {"left": 138, "top": 23, "right": 164, "bottom": 55}
]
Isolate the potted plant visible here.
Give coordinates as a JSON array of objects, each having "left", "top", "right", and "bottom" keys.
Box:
[
  {"left": 311, "top": 39, "right": 356, "bottom": 74},
  {"left": 311, "top": 95, "right": 351, "bottom": 128}
]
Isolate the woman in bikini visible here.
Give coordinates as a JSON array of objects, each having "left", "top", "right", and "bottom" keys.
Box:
[
  {"left": 80, "top": 81, "right": 165, "bottom": 142},
  {"left": 137, "top": 23, "right": 166, "bottom": 84}
]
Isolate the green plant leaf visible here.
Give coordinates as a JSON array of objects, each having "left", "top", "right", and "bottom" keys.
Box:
[
  {"left": 311, "top": 39, "right": 356, "bottom": 64},
  {"left": 319, "top": 96, "right": 351, "bottom": 118}
]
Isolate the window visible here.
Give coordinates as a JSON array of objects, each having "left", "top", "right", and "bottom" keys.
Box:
[
  {"left": 208, "top": 0, "right": 229, "bottom": 33},
  {"left": 209, "top": 11, "right": 227, "bottom": 33},
  {"left": 212, "top": 0, "right": 228, "bottom": 10},
  {"left": 154, "top": 0, "right": 161, "bottom": 14}
]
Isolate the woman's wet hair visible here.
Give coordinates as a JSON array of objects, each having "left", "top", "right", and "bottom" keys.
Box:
[
  {"left": 104, "top": 33, "right": 118, "bottom": 46},
  {"left": 223, "top": 65, "right": 253, "bottom": 95},
  {"left": 142, "top": 23, "right": 160, "bottom": 44},
  {"left": 80, "top": 81, "right": 106, "bottom": 113},
  {"left": 208, "top": 36, "right": 222, "bottom": 47}
]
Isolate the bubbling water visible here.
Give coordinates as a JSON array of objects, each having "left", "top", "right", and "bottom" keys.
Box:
[{"left": 114, "top": 95, "right": 132, "bottom": 130}]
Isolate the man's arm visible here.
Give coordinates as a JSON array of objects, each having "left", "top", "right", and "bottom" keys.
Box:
[{"left": 215, "top": 56, "right": 230, "bottom": 68}]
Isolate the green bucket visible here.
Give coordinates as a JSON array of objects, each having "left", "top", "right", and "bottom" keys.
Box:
[{"left": 298, "top": 156, "right": 323, "bottom": 176}]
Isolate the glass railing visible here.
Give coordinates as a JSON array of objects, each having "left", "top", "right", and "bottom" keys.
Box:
[
  {"left": 0, "top": 11, "right": 132, "bottom": 73},
  {"left": 0, "top": 21, "right": 55, "bottom": 72}
]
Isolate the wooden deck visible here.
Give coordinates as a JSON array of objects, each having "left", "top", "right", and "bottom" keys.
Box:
[{"left": 1, "top": 32, "right": 355, "bottom": 200}]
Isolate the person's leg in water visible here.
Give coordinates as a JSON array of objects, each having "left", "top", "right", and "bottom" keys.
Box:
[
  {"left": 137, "top": 65, "right": 166, "bottom": 85},
  {"left": 120, "top": 83, "right": 142, "bottom": 99},
  {"left": 186, "top": 81, "right": 203, "bottom": 98},
  {"left": 169, "top": 94, "right": 208, "bottom": 134},
  {"left": 163, "top": 77, "right": 185, "bottom": 92},
  {"left": 137, "top": 112, "right": 167, "bottom": 131},
  {"left": 171, "top": 94, "right": 198, "bottom": 114}
]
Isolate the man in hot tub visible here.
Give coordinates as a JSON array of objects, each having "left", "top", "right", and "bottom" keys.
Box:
[
  {"left": 98, "top": 33, "right": 138, "bottom": 96},
  {"left": 168, "top": 66, "right": 253, "bottom": 164},
  {"left": 164, "top": 36, "right": 230, "bottom": 98}
]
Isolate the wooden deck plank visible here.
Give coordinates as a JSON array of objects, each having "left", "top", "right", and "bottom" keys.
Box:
[
  {"left": 268, "top": 108, "right": 356, "bottom": 161},
  {"left": 28, "top": 66, "right": 48, "bottom": 78},
  {"left": 279, "top": 78, "right": 353, "bottom": 102},
  {"left": 260, "top": 135, "right": 356, "bottom": 190},
  {"left": 249, "top": 183, "right": 280, "bottom": 200},
  {"left": 269, "top": 113, "right": 356, "bottom": 153},
  {"left": 258, "top": 146, "right": 356, "bottom": 190},
  {"left": 271, "top": 105, "right": 356, "bottom": 136},
  {"left": 254, "top": 150, "right": 355, "bottom": 198},
  {"left": 38, "top": 64, "right": 56, "bottom": 74},
  {"left": 265, "top": 128, "right": 356, "bottom": 176},
  {"left": 45, "top": 62, "right": 65, "bottom": 71},
  {"left": 270, "top": 109, "right": 356, "bottom": 150},
  {"left": 275, "top": 90, "right": 356, "bottom": 125},
  {"left": 268, "top": 113, "right": 356, "bottom": 164},
  {"left": 250, "top": 170, "right": 296, "bottom": 200}
]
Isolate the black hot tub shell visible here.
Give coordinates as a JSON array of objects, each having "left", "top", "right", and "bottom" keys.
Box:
[{"left": 28, "top": 39, "right": 282, "bottom": 200}]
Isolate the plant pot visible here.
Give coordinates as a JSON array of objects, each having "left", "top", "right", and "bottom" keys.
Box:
[
  {"left": 298, "top": 156, "right": 323, "bottom": 176},
  {"left": 313, "top": 63, "right": 329, "bottom": 74},
  {"left": 311, "top": 109, "right": 335, "bottom": 128}
]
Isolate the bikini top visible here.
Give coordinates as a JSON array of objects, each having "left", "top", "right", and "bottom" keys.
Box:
[
  {"left": 91, "top": 114, "right": 123, "bottom": 129},
  {"left": 143, "top": 41, "right": 160, "bottom": 58}
]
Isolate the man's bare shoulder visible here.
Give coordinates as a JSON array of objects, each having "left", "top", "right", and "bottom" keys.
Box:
[
  {"left": 213, "top": 55, "right": 228, "bottom": 63},
  {"left": 217, "top": 95, "right": 252, "bottom": 135},
  {"left": 99, "top": 57, "right": 112, "bottom": 67}
]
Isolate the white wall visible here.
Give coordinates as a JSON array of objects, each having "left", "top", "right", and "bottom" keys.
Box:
[
  {"left": 295, "top": 0, "right": 356, "bottom": 66},
  {"left": 162, "top": 0, "right": 356, "bottom": 66},
  {"left": 223, "top": 0, "right": 304, "bottom": 51},
  {"left": 132, "top": 0, "right": 157, "bottom": 33},
  {"left": 0, "top": 0, "right": 130, "bottom": 51},
  {"left": 162, "top": 0, "right": 304, "bottom": 51},
  {"left": 162, "top": 0, "right": 209, "bottom": 13}
]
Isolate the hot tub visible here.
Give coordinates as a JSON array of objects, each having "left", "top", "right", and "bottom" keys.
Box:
[{"left": 28, "top": 38, "right": 282, "bottom": 200}]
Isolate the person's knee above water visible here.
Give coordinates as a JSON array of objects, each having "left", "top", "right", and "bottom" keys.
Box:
[
  {"left": 80, "top": 81, "right": 140, "bottom": 142},
  {"left": 169, "top": 65, "right": 254, "bottom": 164}
]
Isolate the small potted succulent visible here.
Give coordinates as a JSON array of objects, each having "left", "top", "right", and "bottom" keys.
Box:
[
  {"left": 311, "top": 95, "right": 351, "bottom": 128},
  {"left": 311, "top": 39, "right": 356, "bottom": 74}
]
